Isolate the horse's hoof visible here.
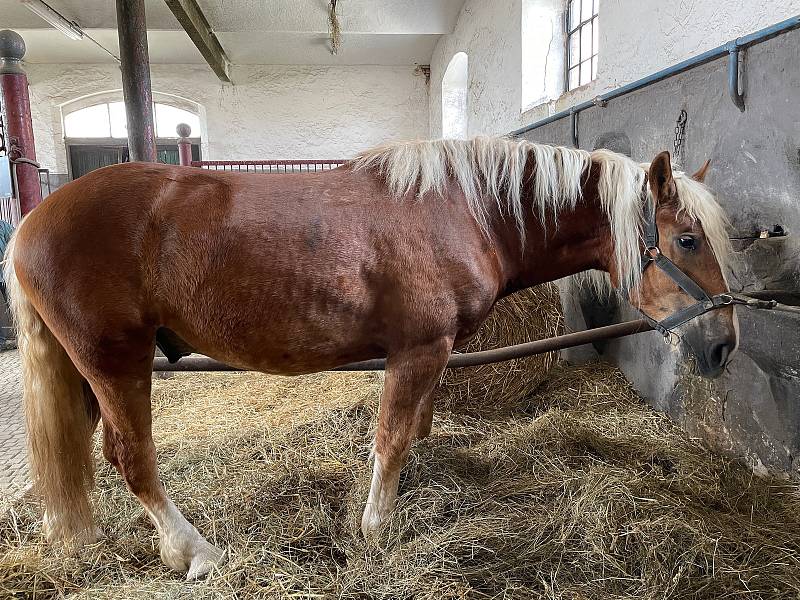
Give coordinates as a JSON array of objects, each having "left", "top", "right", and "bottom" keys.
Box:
[
  {"left": 360, "top": 504, "right": 385, "bottom": 538},
  {"left": 185, "top": 541, "right": 225, "bottom": 581}
]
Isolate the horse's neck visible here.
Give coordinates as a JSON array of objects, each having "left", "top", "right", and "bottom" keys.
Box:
[{"left": 493, "top": 183, "right": 614, "bottom": 294}]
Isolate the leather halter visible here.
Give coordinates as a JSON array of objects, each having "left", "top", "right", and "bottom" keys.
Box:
[{"left": 628, "top": 183, "right": 734, "bottom": 337}]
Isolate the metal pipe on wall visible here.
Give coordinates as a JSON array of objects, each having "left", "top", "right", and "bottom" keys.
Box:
[
  {"left": 152, "top": 319, "right": 654, "bottom": 372},
  {"left": 727, "top": 43, "right": 745, "bottom": 112},
  {"left": 115, "top": 0, "right": 157, "bottom": 162}
]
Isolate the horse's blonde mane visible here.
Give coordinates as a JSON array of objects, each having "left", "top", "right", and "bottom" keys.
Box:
[{"left": 350, "top": 136, "right": 730, "bottom": 294}]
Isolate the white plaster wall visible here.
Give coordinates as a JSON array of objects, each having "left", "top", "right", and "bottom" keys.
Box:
[
  {"left": 520, "top": 0, "right": 565, "bottom": 111},
  {"left": 25, "top": 63, "right": 429, "bottom": 174},
  {"left": 430, "top": 0, "right": 800, "bottom": 136},
  {"left": 430, "top": 0, "right": 524, "bottom": 138}
]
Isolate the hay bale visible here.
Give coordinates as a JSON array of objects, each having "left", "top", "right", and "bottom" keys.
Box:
[{"left": 436, "top": 284, "right": 563, "bottom": 413}]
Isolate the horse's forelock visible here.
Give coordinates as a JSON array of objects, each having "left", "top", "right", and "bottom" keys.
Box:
[{"left": 670, "top": 174, "right": 732, "bottom": 278}]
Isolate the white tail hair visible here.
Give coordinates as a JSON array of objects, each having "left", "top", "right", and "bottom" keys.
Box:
[
  {"left": 2, "top": 229, "right": 96, "bottom": 545},
  {"left": 351, "top": 136, "right": 731, "bottom": 294}
]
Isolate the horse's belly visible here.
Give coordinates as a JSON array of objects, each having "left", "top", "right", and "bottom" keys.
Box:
[{"left": 166, "top": 291, "right": 387, "bottom": 375}]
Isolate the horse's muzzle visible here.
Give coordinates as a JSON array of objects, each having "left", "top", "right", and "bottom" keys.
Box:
[
  {"left": 682, "top": 315, "right": 737, "bottom": 378},
  {"left": 699, "top": 339, "right": 736, "bottom": 378}
]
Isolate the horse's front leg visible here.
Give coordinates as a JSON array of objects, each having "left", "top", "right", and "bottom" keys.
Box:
[{"left": 361, "top": 337, "right": 453, "bottom": 536}]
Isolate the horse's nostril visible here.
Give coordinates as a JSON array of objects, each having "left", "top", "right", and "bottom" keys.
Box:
[{"left": 709, "top": 341, "right": 732, "bottom": 368}]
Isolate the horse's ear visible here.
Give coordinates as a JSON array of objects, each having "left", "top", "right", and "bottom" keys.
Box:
[
  {"left": 692, "top": 159, "right": 711, "bottom": 182},
  {"left": 648, "top": 151, "right": 676, "bottom": 202}
]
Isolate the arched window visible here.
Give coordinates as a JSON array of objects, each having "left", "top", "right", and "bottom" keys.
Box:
[
  {"left": 62, "top": 100, "right": 202, "bottom": 179},
  {"left": 63, "top": 102, "right": 200, "bottom": 139},
  {"left": 441, "top": 52, "right": 468, "bottom": 139}
]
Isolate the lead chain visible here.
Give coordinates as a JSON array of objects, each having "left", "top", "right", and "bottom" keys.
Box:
[{"left": 674, "top": 109, "right": 687, "bottom": 163}]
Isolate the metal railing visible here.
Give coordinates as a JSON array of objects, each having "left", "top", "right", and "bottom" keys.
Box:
[
  {"left": 0, "top": 195, "right": 20, "bottom": 226},
  {"left": 0, "top": 158, "right": 50, "bottom": 226},
  {"left": 39, "top": 168, "right": 51, "bottom": 199},
  {"left": 191, "top": 159, "right": 347, "bottom": 173}
]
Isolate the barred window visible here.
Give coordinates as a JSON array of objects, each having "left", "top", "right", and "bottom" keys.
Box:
[{"left": 566, "top": 0, "right": 599, "bottom": 91}]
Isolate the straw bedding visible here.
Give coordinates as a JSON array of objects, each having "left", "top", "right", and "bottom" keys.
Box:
[{"left": 1, "top": 301, "right": 799, "bottom": 598}]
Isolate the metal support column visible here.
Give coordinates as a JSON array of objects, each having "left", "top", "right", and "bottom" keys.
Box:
[
  {"left": 115, "top": 0, "right": 157, "bottom": 162},
  {"left": 0, "top": 30, "right": 42, "bottom": 215}
]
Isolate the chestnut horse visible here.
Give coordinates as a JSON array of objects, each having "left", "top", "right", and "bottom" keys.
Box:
[{"left": 3, "top": 137, "right": 735, "bottom": 579}]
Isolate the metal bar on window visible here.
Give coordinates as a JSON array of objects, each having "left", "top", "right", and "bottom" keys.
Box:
[{"left": 566, "top": 0, "right": 600, "bottom": 91}]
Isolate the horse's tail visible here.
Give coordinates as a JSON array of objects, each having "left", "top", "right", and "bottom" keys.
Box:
[{"left": 3, "top": 230, "right": 96, "bottom": 544}]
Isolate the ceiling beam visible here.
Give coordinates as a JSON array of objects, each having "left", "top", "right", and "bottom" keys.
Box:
[{"left": 163, "top": 0, "right": 231, "bottom": 82}]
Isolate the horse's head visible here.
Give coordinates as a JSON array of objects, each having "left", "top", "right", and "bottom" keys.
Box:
[{"left": 628, "top": 151, "right": 737, "bottom": 378}]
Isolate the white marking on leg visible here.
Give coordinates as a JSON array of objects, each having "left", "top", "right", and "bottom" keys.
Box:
[
  {"left": 143, "top": 495, "right": 225, "bottom": 579},
  {"left": 361, "top": 452, "right": 401, "bottom": 537},
  {"left": 42, "top": 509, "right": 101, "bottom": 547}
]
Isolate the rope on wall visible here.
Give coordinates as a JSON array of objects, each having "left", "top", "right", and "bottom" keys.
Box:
[{"left": 328, "top": 0, "right": 342, "bottom": 55}]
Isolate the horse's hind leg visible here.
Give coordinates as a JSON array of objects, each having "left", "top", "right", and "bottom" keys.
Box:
[
  {"left": 361, "top": 337, "right": 452, "bottom": 536},
  {"left": 88, "top": 364, "right": 224, "bottom": 580}
]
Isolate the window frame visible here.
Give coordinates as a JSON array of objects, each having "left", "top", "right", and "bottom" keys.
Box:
[
  {"left": 441, "top": 51, "right": 469, "bottom": 139},
  {"left": 62, "top": 101, "right": 201, "bottom": 140},
  {"left": 565, "top": 0, "right": 599, "bottom": 92}
]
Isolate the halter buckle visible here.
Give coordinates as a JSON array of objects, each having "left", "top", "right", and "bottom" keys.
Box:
[{"left": 644, "top": 246, "right": 661, "bottom": 260}]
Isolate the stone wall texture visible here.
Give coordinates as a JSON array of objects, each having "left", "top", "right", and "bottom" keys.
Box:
[{"left": 25, "top": 63, "right": 430, "bottom": 175}]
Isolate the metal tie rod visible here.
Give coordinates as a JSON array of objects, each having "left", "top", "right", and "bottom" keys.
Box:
[{"left": 152, "top": 318, "right": 653, "bottom": 373}]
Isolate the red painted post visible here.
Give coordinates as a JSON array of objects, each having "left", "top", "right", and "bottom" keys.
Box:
[
  {"left": 176, "top": 123, "right": 193, "bottom": 166},
  {"left": 0, "top": 30, "right": 42, "bottom": 216}
]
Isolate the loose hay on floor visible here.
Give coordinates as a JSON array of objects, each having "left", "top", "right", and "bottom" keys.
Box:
[{"left": 1, "top": 363, "right": 799, "bottom": 599}]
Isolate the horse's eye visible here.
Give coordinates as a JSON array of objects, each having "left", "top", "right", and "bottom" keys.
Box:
[{"left": 678, "top": 235, "right": 697, "bottom": 250}]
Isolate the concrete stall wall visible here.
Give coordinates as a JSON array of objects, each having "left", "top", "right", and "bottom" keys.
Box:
[
  {"left": 25, "top": 63, "right": 430, "bottom": 177},
  {"left": 517, "top": 28, "right": 800, "bottom": 476}
]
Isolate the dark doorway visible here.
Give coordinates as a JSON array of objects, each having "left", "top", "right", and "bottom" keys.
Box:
[{"left": 67, "top": 140, "right": 201, "bottom": 180}]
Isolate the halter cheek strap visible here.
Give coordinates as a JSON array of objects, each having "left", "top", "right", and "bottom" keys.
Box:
[{"left": 627, "top": 186, "right": 734, "bottom": 337}]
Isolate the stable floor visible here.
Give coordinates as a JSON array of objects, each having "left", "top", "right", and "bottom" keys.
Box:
[{"left": 0, "top": 350, "right": 26, "bottom": 506}]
